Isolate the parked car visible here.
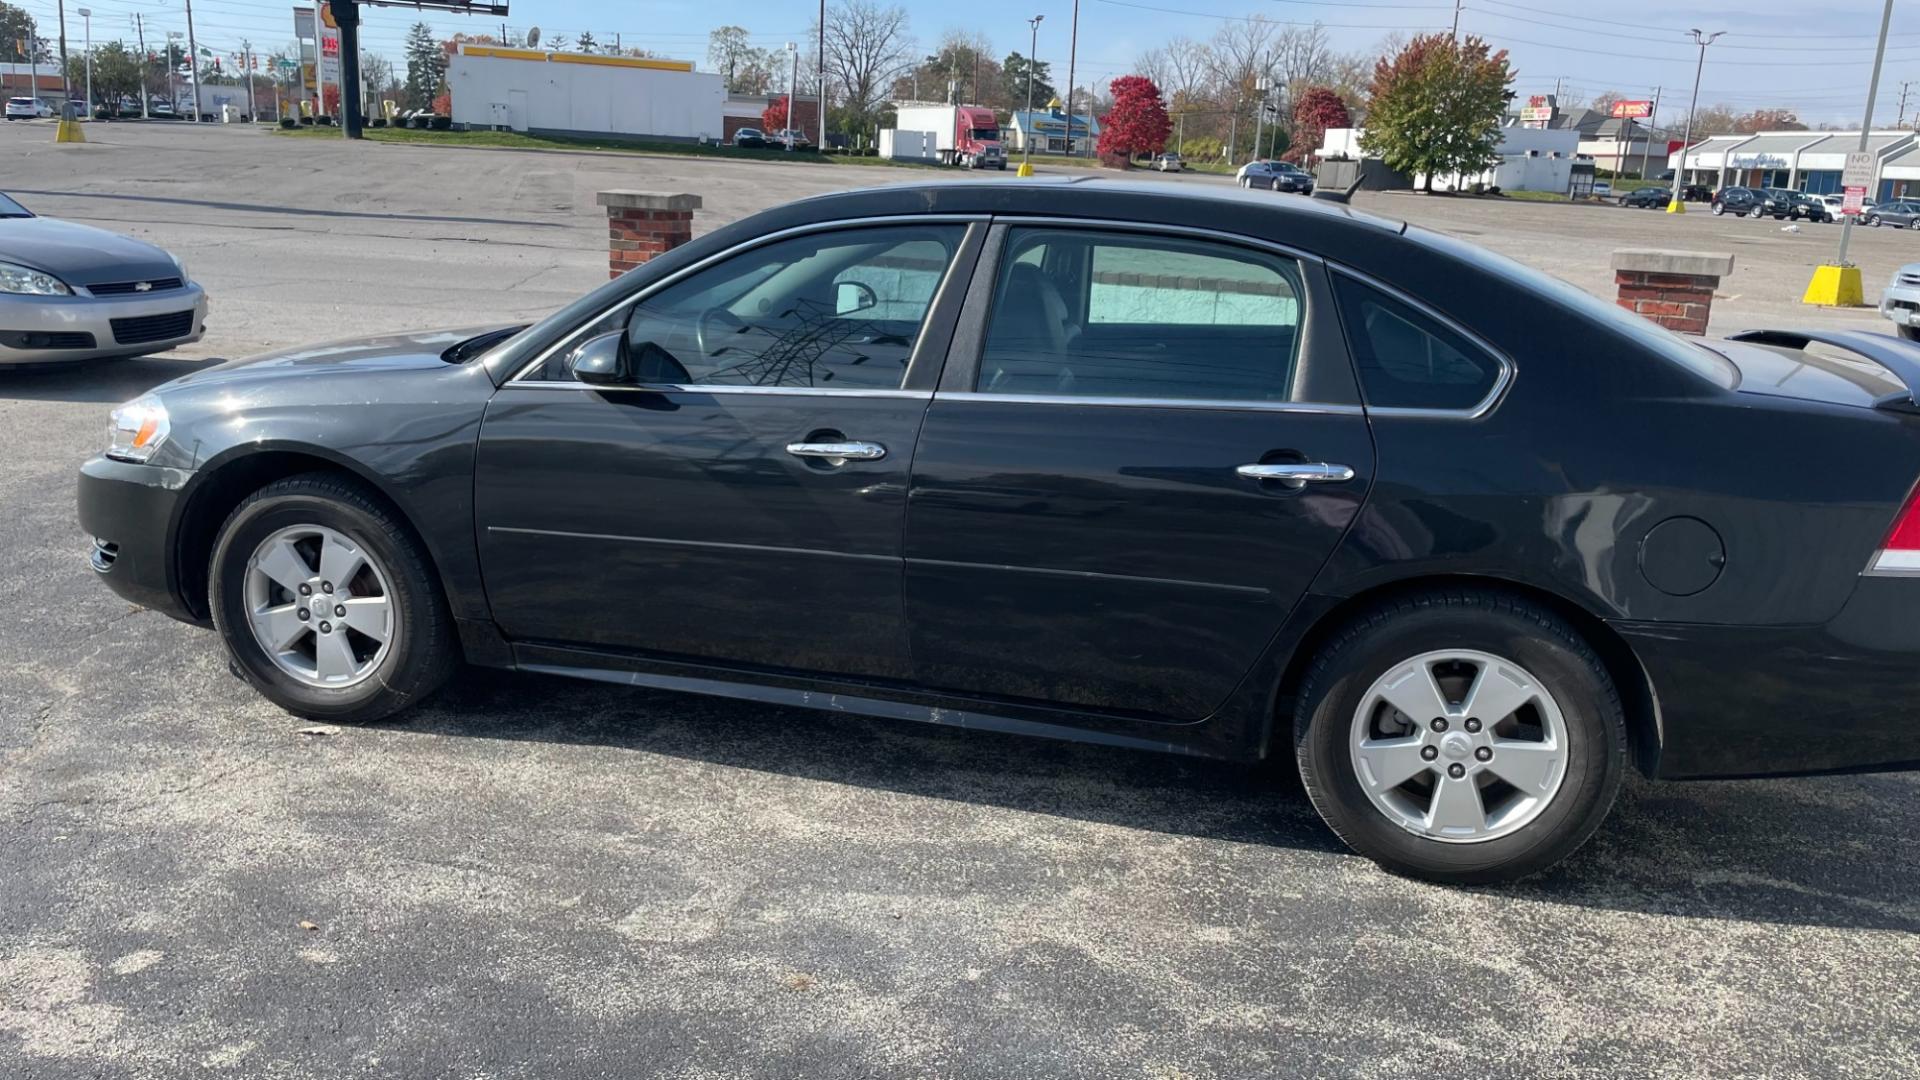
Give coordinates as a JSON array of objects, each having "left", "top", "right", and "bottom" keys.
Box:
[
  {"left": 1592, "top": 181, "right": 1613, "bottom": 197},
  {"left": 774, "top": 128, "right": 813, "bottom": 151},
  {"left": 1151, "top": 152, "right": 1184, "bottom": 173},
  {"left": 1237, "top": 160, "right": 1314, "bottom": 193},
  {"left": 1710, "top": 185, "right": 1792, "bottom": 218},
  {"left": 1880, "top": 262, "right": 1920, "bottom": 340},
  {"left": 1682, "top": 184, "right": 1713, "bottom": 202},
  {"left": 1786, "top": 192, "right": 1833, "bottom": 222},
  {"left": 77, "top": 180, "right": 1920, "bottom": 885},
  {"left": 1819, "top": 193, "right": 1876, "bottom": 221},
  {"left": 1864, "top": 201, "right": 1920, "bottom": 228},
  {"left": 732, "top": 127, "right": 767, "bottom": 149},
  {"left": 5, "top": 96, "right": 54, "bottom": 120},
  {"left": 1617, "top": 186, "right": 1670, "bottom": 208},
  {"left": 0, "top": 191, "right": 207, "bottom": 366}
]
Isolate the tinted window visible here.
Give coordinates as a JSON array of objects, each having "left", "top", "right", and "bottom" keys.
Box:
[
  {"left": 1331, "top": 274, "right": 1503, "bottom": 411},
  {"left": 976, "top": 227, "right": 1305, "bottom": 402},
  {"left": 532, "top": 225, "right": 963, "bottom": 386}
]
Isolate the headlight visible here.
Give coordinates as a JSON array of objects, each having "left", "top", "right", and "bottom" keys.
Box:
[
  {"left": 0, "top": 261, "right": 71, "bottom": 296},
  {"left": 107, "top": 396, "right": 170, "bottom": 463}
]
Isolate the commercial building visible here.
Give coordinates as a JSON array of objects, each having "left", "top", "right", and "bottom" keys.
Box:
[
  {"left": 0, "top": 64, "right": 66, "bottom": 108},
  {"left": 1505, "top": 98, "right": 1677, "bottom": 177},
  {"left": 445, "top": 44, "right": 724, "bottom": 142},
  {"left": 1669, "top": 131, "right": 1918, "bottom": 198},
  {"left": 1005, "top": 107, "right": 1099, "bottom": 154}
]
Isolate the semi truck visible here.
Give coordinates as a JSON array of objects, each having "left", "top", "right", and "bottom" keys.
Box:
[{"left": 892, "top": 104, "right": 1007, "bottom": 169}]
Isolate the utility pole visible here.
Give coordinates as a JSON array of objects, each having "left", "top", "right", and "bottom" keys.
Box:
[
  {"left": 785, "top": 40, "right": 797, "bottom": 140},
  {"left": 1638, "top": 86, "right": 1661, "bottom": 179},
  {"left": 1253, "top": 71, "right": 1268, "bottom": 164},
  {"left": 1023, "top": 14, "right": 1042, "bottom": 166},
  {"left": 1668, "top": 31, "right": 1723, "bottom": 213},
  {"left": 1450, "top": 0, "right": 1462, "bottom": 39},
  {"left": 184, "top": 0, "right": 200, "bottom": 121},
  {"left": 134, "top": 12, "right": 148, "bottom": 118},
  {"left": 335, "top": 0, "right": 361, "bottom": 137},
  {"left": 1899, "top": 80, "right": 1913, "bottom": 128},
  {"left": 240, "top": 40, "right": 255, "bottom": 121},
  {"left": 78, "top": 7, "right": 89, "bottom": 113},
  {"left": 1064, "top": 0, "right": 1079, "bottom": 155},
  {"left": 1831, "top": 0, "right": 1895, "bottom": 273},
  {"left": 817, "top": 0, "right": 826, "bottom": 150},
  {"left": 56, "top": 0, "right": 68, "bottom": 107}
]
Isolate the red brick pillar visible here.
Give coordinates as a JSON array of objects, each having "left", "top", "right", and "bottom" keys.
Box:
[
  {"left": 1611, "top": 249, "right": 1735, "bottom": 336},
  {"left": 596, "top": 190, "right": 703, "bottom": 280}
]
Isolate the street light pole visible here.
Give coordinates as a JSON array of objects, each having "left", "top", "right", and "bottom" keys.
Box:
[
  {"left": 183, "top": 0, "right": 200, "bottom": 121},
  {"left": 1024, "top": 14, "right": 1043, "bottom": 167},
  {"left": 1064, "top": 0, "right": 1079, "bottom": 155},
  {"left": 78, "top": 7, "right": 89, "bottom": 115},
  {"left": 1833, "top": 0, "right": 1897, "bottom": 272},
  {"left": 1666, "top": 29, "right": 1722, "bottom": 214}
]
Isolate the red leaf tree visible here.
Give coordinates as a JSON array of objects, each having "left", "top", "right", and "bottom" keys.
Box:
[
  {"left": 1096, "top": 75, "right": 1171, "bottom": 160},
  {"left": 762, "top": 96, "right": 790, "bottom": 132},
  {"left": 1285, "top": 86, "right": 1350, "bottom": 164}
]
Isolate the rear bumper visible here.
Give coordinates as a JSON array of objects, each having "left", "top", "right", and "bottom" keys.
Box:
[
  {"left": 1618, "top": 576, "right": 1920, "bottom": 779},
  {"left": 0, "top": 284, "right": 207, "bottom": 365},
  {"left": 76, "top": 454, "right": 201, "bottom": 623}
]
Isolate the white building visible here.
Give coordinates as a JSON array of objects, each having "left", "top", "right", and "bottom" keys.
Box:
[
  {"left": 1318, "top": 126, "right": 1580, "bottom": 193},
  {"left": 445, "top": 44, "right": 725, "bottom": 142},
  {"left": 1669, "top": 131, "right": 1918, "bottom": 198}
]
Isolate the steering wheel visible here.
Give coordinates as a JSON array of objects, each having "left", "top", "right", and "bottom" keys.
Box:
[{"left": 696, "top": 306, "right": 750, "bottom": 359}]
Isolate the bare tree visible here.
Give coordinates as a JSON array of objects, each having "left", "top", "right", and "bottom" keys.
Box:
[
  {"left": 1163, "top": 36, "right": 1210, "bottom": 105},
  {"left": 1272, "top": 23, "right": 1332, "bottom": 96},
  {"left": 818, "top": 0, "right": 916, "bottom": 119}
]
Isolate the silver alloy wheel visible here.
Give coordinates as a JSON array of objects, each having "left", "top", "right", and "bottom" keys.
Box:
[
  {"left": 1348, "top": 649, "right": 1570, "bottom": 843},
  {"left": 243, "top": 524, "right": 395, "bottom": 689}
]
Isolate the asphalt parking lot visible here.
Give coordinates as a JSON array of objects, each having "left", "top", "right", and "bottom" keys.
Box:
[{"left": 3, "top": 121, "right": 1918, "bottom": 1078}]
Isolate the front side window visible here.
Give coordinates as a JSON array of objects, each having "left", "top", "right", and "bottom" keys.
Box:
[
  {"left": 1330, "top": 274, "right": 1503, "bottom": 411},
  {"left": 976, "top": 227, "right": 1306, "bottom": 402},
  {"left": 530, "top": 224, "right": 964, "bottom": 387}
]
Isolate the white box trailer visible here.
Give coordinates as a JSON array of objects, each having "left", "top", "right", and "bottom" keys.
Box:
[
  {"left": 447, "top": 44, "right": 724, "bottom": 142},
  {"left": 891, "top": 103, "right": 1006, "bottom": 169}
]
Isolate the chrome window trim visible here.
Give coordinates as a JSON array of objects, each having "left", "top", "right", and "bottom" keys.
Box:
[
  {"left": 501, "top": 383, "right": 934, "bottom": 400},
  {"left": 507, "top": 213, "right": 991, "bottom": 386},
  {"left": 986, "top": 214, "right": 1325, "bottom": 267},
  {"left": 1327, "top": 265, "right": 1516, "bottom": 421},
  {"left": 934, "top": 391, "right": 1362, "bottom": 415}
]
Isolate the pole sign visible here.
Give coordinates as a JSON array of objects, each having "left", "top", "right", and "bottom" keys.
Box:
[
  {"left": 1842, "top": 151, "right": 1876, "bottom": 217},
  {"left": 1843, "top": 188, "right": 1866, "bottom": 216},
  {"left": 320, "top": 29, "right": 340, "bottom": 86},
  {"left": 293, "top": 6, "right": 315, "bottom": 40},
  {"left": 1609, "top": 100, "right": 1653, "bottom": 119}
]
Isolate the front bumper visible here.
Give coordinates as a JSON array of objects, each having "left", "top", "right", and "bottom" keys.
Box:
[
  {"left": 0, "top": 282, "right": 208, "bottom": 365},
  {"left": 1880, "top": 284, "right": 1920, "bottom": 327},
  {"left": 76, "top": 454, "right": 200, "bottom": 623},
  {"left": 1617, "top": 575, "right": 1920, "bottom": 779}
]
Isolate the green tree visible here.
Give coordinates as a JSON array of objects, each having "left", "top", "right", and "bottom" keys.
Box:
[
  {"left": 1360, "top": 33, "right": 1511, "bottom": 191},
  {"left": 2, "top": 1, "right": 50, "bottom": 64},
  {"left": 403, "top": 21, "right": 444, "bottom": 110},
  {"left": 1002, "top": 52, "right": 1055, "bottom": 112},
  {"left": 575, "top": 31, "right": 597, "bottom": 54}
]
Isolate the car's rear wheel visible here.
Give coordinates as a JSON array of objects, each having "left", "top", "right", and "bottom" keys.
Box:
[
  {"left": 209, "top": 472, "right": 457, "bottom": 723},
  {"left": 1293, "top": 590, "right": 1628, "bottom": 884}
]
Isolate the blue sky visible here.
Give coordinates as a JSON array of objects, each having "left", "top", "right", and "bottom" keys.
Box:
[{"left": 12, "top": 0, "right": 1920, "bottom": 128}]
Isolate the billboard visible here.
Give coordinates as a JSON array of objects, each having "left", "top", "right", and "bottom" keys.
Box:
[{"left": 1609, "top": 100, "right": 1653, "bottom": 119}]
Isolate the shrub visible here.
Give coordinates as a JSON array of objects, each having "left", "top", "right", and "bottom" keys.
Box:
[{"left": 279, "top": 117, "right": 296, "bottom": 129}]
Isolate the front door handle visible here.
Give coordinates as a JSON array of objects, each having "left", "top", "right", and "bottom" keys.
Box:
[
  {"left": 1236, "top": 462, "right": 1355, "bottom": 487},
  {"left": 787, "top": 440, "right": 887, "bottom": 464}
]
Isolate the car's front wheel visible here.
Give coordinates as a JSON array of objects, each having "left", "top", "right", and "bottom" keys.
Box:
[
  {"left": 1711, "top": 202, "right": 1725, "bottom": 215},
  {"left": 209, "top": 472, "right": 458, "bottom": 723},
  {"left": 1293, "top": 590, "right": 1628, "bottom": 884}
]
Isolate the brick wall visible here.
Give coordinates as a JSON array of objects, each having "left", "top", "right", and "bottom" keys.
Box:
[
  {"left": 596, "top": 191, "right": 703, "bottom": 279},
  {"left": 1614, "top": 270, "right": 1713, "bottom": 335}
]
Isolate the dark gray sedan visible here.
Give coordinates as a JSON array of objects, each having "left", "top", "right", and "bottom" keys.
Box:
[{"left": 0, "top": 191, "right": 207, "bottom": 365}]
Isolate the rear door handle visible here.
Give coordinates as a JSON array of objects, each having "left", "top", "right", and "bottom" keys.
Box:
[
  {"left": 787, "top": 440, "right": 887, "bottom": 463},
  {"left": 1236, "top": 462, "right": 1355, "bottom": 487}
]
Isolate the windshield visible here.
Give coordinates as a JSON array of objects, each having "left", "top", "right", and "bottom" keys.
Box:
[
  {"left": 970, "top": 127, "right": 1000, "bottom": 141},
  {"left": 0, "top": 192, "right": 31, "bottom": 218}
]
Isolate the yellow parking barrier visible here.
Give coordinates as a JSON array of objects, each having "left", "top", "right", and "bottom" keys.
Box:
[
  {"left": 1016, "top": 162, "right": 1034, "bottom": 178},
  {"left": 1803, "top": 264, "right": 1864, "bottom": 307},
  {"left": 54, "top": 118, "right": 86, "bottom": 143}
]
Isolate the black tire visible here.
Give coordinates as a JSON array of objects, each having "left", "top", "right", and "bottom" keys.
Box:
[
  {"left": 1868, "top": 215, "right": 1881, "bottom": 227},
  {"left": 1711, "top": 202, "right": 1725, "bottom": 215},
  {"left": 1293, "top": 589, "right": 1628, "bottom": 884},
  {"left": 208, "top": 471, "right": 458, "bottom": 723}
]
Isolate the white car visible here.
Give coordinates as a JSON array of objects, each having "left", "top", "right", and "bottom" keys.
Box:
[
  {"left": 1879, "top": 261, "right": 1920, "bottom": 341},
  {"left": 1820, "top": 193, "right": 1877, "bottom": 220},
  {"left": 1593, "top": 181, "right": 1613, "bottom": 197},
  {"left": 5, "top": 97, "right": 55, "bottom": 121}
]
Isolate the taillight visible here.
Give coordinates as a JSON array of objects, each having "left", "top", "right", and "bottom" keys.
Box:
[{"left": 1867, "top": 481, "right": 1920, "bottom": 574}]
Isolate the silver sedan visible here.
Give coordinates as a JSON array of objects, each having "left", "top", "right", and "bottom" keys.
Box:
[{"left": 1, "top": 192, "right": 207, "bottom": 366}]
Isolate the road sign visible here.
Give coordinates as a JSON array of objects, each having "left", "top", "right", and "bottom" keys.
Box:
[
  {"left": 1843, "top": 187, "right": 1867, "bottom": 216},
  {"left": 1843, "top": 151, "right": 1876, "bottom": 190}
]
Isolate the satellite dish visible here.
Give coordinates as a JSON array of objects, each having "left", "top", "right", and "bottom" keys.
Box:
[{"left": 526, "top": 26, "right": 541, "bottom": 47}]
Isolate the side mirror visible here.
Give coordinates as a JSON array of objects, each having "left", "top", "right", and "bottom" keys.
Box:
[
  {"left": 835, "top": 280, "right": 879, "bottom": 316},
  {"left": 570, "top": 331, "right": 629, "bottom": 385}
]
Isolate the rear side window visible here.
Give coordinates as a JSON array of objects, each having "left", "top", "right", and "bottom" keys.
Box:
[
  {"left": 977, "top": 227, "right": 1305, "bottom": 402},
  {"left": 1331, "top": 274, "right": 1503, "bottom": 411}
]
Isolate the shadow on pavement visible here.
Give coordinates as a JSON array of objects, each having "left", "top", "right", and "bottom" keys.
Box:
[
  {"left": 0, "top": 355, "right": 213, "bottom": 403},
  {"left": 9, "top": 188, "right": 571, "bottom": 229},
  {"left": 407, "top": 666, "right": 1920, "bottom": 933}
]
